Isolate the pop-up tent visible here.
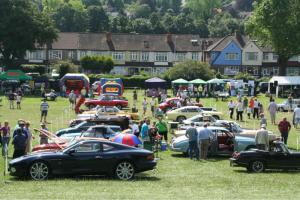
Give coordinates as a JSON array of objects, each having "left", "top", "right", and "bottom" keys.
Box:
[
  {"left": 189, "top": 79, "right": 207, "bottom": 85},
  {"left": 207, "top": 78, "right": 224, "bottom": 84},
  {"left": 0, "top": 70, "right": 32, "bottom": 81},
  {"left": 171, "top": 78, "right": 189, "bottom": 85},
  {"left": 145, "top": 77, "right": 167, "bottom": 88}
]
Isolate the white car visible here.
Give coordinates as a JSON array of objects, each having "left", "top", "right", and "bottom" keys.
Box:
[{"left": 277, "top": 99, "right": 300, "bottom": 112}]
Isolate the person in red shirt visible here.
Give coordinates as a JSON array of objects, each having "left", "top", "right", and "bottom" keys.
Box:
[{"left": 278, "top": 117, "right": 292, "bottom": 145}]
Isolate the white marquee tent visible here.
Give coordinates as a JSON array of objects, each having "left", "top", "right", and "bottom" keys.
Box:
[{"left": 269, "top": 76, "right": 300, "bottom": 85}]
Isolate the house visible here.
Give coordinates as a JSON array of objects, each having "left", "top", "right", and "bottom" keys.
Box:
[
  {"left": 24, "top": 32, "right": 217, "bottom": 75},
  {"left": 242, "top": 40, "right": 263, "bottom": 76},
  {"left": 206, "top": 32, "right": 246, "bottom": 76}
]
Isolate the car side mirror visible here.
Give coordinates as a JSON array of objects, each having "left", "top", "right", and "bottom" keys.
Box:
[{"left": 68, "top": 149, "right": 75, "bottom": 155}]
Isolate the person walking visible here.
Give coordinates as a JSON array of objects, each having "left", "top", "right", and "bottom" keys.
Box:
[
  {"left": 249, "top": 97, "right": 254, "bottom": 115},
  {"left": 69, "top": 90, "right": 76, "bottom": 109},
  {"left": 293, "top": 104, "right": 300, "bottom": 128},
  {"left": 40, "top": 99, "right": 49, "bottom": 123},
  {"left": 25, "top": 121, "right": 34, "bottom": 154},
  {"left": 198, "top": 123, "right": 212, "bottom": 160},
  {"left": 16, "top": 92, "right": 22, "bottom": 109},
  {"left": 185, "top": 122, "right": 199, "bottom": 160},
  {"left": 255, "top": 124, "right": 269, "bottom": 150},
  {"left": 142, "top": 98, "right": 148, "bottom": 116},
  {"left": 12, "top": 128, "right": 27, "bottom": 158},
  {"left": 288, "top": 93, "right": 293, "bottom": 112},
  {"left": 130, "top": 121, "right": 140, "bottom": 137},
  {"left": 243, "top": 97, "right": 248, "bottom": 114},
  {"left": 278, "top": 117, "right": 292, "bottom": 145},
  {"left": 268, "top": 99, "right": 278, "bottom": 125},
  {"left": 260, "top": 113, "right": 267, "bottom": 127},
  {"left": 228, "top": 100, "right": 235, "bottom": 119},
  {"left": 8, "top": 91, "right": 15, "bottom": 109},
  {"left": 150, "top": 97, "right": 156, "bottom": 117},
  {"left": 39, "top": 123, "right": 49, "bottom": 145},
  {"left": 0, "top": 121, "right": 10, "bottom": 157},
  {"left": 133, "top": 90, "right": 138, "bottom": 109},
  {"left": 236, "top": 100, "right": 244, "bottom": 121},
  {"left": 253, "top": 99, "right": 259, "bottom": 119},
  {"left": 156, "top": 116, "right": 168, "bottom": 142}
]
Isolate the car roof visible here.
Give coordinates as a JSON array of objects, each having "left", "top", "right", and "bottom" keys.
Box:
[
  {"left": 87, "top": 125, "right": 121, "bottom": 129},
  {"left": 197, "top": 126, "right": 228, "bottom": 131},
  {"left": 178, "top": 106, "right": 200, "bottom": 110}
]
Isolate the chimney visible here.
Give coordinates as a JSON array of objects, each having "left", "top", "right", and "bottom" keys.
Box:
[
  {"left": 166, "top": 33, "right": 173, "bottom": 44},
  {"left": 106, "top": 32, "right": 112, "bottom": 43},
  {"left": 234, "top": 30, "right": 245, "bottom": 47}
]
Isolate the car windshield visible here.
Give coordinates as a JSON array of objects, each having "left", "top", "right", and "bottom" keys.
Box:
[
  {"left": 74, "top": 121, "right": 87, "bottom": 129},
  {"left": 63, "top": 140, "right": 81, "bottom": 153},
  {"left": 110, "top": 126, "right": 121, "bottom": 132},
  {"left": 231, "top": 122, "right": 243, "bottom": 133}
]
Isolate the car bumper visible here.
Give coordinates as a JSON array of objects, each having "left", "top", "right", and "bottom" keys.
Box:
[
  {"left": 9, "top": 164, "right": 27, "bottom": 177},
  {"left": 170, "top": 144, "right": 184, "bottom": 152},
  {"left": 229, "top": 158, "right": 248, "bottom": 167},
  {"left": 136, "top": 160, "right": 157, "bottom": 172}
]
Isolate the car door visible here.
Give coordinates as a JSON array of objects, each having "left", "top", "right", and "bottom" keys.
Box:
[
  {"left": 98, "top": 143, "right": 120, "bottom": 172},
  {"left": 61, "top": 141, "right": 103, "bottom": 174},
  {"left": 267, "top": 145, "right": 293, "bottom": 168},
  {"left": 185, "top": 108, "right": 199, "bottom": 118}
]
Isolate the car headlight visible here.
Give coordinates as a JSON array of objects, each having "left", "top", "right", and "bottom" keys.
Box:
[{"left": 10, "top": 167, "right": 16, "bottom": 173}]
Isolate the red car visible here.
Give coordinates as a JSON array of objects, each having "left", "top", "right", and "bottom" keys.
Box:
[
  {"left": 159, "top": 98, "right": 203, "bottom": 112},
  {"left": 84, "top": 94, "right": 128, "bottom": 110}
]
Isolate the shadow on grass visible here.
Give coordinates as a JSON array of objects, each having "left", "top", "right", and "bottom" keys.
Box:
[
  {"left": 8, "top": 174, "right": 160, "bottom": 182},
  {"left": 171, "top": 153, "right": 229, "bottom": 162},
  {"left": 233, "top": 169, "right": 300, "bottom": 174}
]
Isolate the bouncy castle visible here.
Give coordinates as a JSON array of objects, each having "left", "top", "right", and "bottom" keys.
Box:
[
  {"left": 98, "top": 78, "right": 124, "bottom": 96},
  {"left": 60, "top": 74, "right": 90, "bottom": 96}
]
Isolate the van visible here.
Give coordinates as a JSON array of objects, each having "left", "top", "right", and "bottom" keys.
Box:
[{"left": 277, "top": 99, "right": 300, "bottom": 111}]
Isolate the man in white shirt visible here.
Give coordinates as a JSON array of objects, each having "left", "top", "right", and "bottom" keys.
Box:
[
  {"left": 293, "top": 104, "right": 300, "bottom": 128},
  {"left": 228, "top": 100, "right": 235, "bottom": 119},
  {"left": 40, "top": 99, "right": 49, "bottom": 123},
  {"left": 268, "top": 99, "right": 277, "bottom": 125},
  {"left": 253, "top": 99, "right": 259, "bottom": 119},
  {"left": 255, "top": 124, "right": 269, "bottom": 150},
  {"left": 236, "top": 100, "right": 244, "bottom": 121}
]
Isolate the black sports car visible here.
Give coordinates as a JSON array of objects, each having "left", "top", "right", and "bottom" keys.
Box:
[
  {"left": 9, "top": 140, "right": 156, "bottom": 180},
  {"left": 230, "top": 141, "right": 300, "bottom": 173}
]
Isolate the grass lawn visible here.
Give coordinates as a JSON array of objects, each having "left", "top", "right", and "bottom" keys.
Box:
[{"left": 1, "top": 90, "right": 300, "bottom": 199}]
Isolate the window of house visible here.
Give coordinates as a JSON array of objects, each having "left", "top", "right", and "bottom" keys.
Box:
[
  {"left": 175, "top": 53, "right": 186, "bottom": 61},
  {"left": 262, "top": 68, "right": 270, "bottom": 76},
  {"left": 130, "top": 52, "right": 138, "bottom": 61},
  {"left": 246, "top": 52, "right": 258, "bottom": 61},
  {"left": 286, "top": 67, "right": 299, "bottom": 76},
  {"left": 155, "top": 52, "right": 168, "bottom": 62},
  {"left": 273, "top": 54, "right": 279, "bottom": 61},
  {"left": 112, "top": 52, "right": 124, "bottom": 61},
  {"left": 28, "top": 50, "right": 45, "bottom": 60},
  {"left": 192, "top": 52, "right": 199, "bottom": 61},
  {"left": 141, "top": 52, "right": 149, "bottom": 61},
  {"left": 263, "top": 53, "right": 269, "bottom": 60},
  {"left": 272, "top": 67, "right": 279, "bottom": 75},
  {"left": 224, "top": 66, "right": 240, "bottom": 75},
  {"left": 68, "top": 51, "right": 75, "bottom": 60},
  {"left": 79, "top": 51, "right": 87, "bottom": 59},
  {"left": 49, "top": 50, "right": 62, "bottom": 60},
  {"left": 225, "top": 53, "right": 238, "bottom": 60}
]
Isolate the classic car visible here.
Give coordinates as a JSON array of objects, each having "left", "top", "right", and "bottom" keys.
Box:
[
  {"left": 277, "top": 99, "right": 300, "bottom": 112},
  {"left": 9, "top": 139, "right": 156, "bottom": 180},
  {"left": 78, "top": 106, "right": 140, "bottom": 120},
  {"left": 166, "top": 106, "right": 223, "bottom": 123},
  {"left": 170, "top": 126, "right": 257, "bottom": 156},
  {"left": 68, "top": 115, "right": 130, "bottom": 130},
  {"left": 84, "top": 94, "right": 128, "bottom": 110},
  {"left": 158, "top": 98, "right": 203, "bottom": 112},
  {"left": 33, "top": 125, "right": 121, "bottom": 152},
  {"left": 230, "top": 141, "right": 300, "bottom": 173}
]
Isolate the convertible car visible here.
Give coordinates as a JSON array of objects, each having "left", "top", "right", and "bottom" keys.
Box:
[
  {"left": 230, "top": 141, "right": 300, "bottom": 173},
  {"left": 170, "top": 126, "right": 257, "bottom": 156},
  {"left": 9, "top": 140, "right": 156, "bottom": 180},
  {"left": 84, "top": 94, "right": 128, "bottom": 110}
]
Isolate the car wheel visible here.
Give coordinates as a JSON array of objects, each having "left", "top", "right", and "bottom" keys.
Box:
[
  {"left": 29, "top": 161, "right": 50, "bottom": 180},
  {"left": 115, "top": 161, "right": 135, "bottom": 180},
  {"left": 250, "top": 160, "right": 265, "bottom": 173},
  {"left": 212, "top": 115, "right": 220, "bottom": 120},
  {"left": 176, "top": 116, "right": 186, "bottom": 123},
  {"left": 116, "top": 104, "right": 122, "bottom": 110}
]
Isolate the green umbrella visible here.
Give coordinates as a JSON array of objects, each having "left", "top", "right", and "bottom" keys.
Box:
[
  {"left": 0, "top": 70, "right": 32, "bottom": 81},
  {"left": 171, "top": 78, "right": 189, "bottom": 85},
  {"left": 189, "top": 79, "right": 207, "bottom": 84},
  {"left": 207, "top": 78, "right": 224, "bottom": 84}
]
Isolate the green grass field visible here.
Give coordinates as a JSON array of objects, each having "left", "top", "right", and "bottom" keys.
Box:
[{"left": 1, "top": 90, "right": 300, "bottom": 200}]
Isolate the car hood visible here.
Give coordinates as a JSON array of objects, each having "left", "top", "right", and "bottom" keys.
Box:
[
  {"left": 172, "top": 135, "right": 188, "bottom": 143},
  {"left": 10, "top": 151, "right": 64, "bottom": 164}
]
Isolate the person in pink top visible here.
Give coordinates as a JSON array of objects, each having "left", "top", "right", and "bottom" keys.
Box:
[{"left": 0, "top": 121, "right": 11, "bottom": 156}]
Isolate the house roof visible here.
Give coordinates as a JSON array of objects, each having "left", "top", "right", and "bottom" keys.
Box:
[
  {"left": 207, "top": 32, "right": 249, "bottom": 52},
  {"left": 50, "top": 32, "right": 217, "bottom": 52}
]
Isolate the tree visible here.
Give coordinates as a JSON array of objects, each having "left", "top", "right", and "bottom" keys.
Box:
[
  {"left": 80, "top": 55, "right": 114, "bottom": 73},
  {"left": 166, "top": 61, "right": 214, "bottom": 81},
  {"left": 54, "top": 60, "right": 79, "bottom": 78},
  {"left": 0, "top": 0, "right": 57, "bottom": 68},
  {"left": 87, "top": 6, "right": 109, "bottom": 32},
  {"left": 208, "top": 12, "right": 242, "bottom": 37},
  {"left": 53, "top": 3, "right": 88, "bottom": 32},
  {"left": 185, "top": 0, "right": 221, "bottom": 22},
  {"left": 246, "top": 0, "right": 300, "bottom": 76},
  {"left": 82, "top": 0, "right": 102, "bottom": 7}
]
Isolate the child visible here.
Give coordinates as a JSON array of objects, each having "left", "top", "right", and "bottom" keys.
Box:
[
  {"left": 260, "top": 113, "right": 267, "bottom": 127},
  {"left": 247, "top": 106, "right": 252, "bottom": 119},
  {"left": 142, "top": 98, "right": 148, "bottom": 116}
]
